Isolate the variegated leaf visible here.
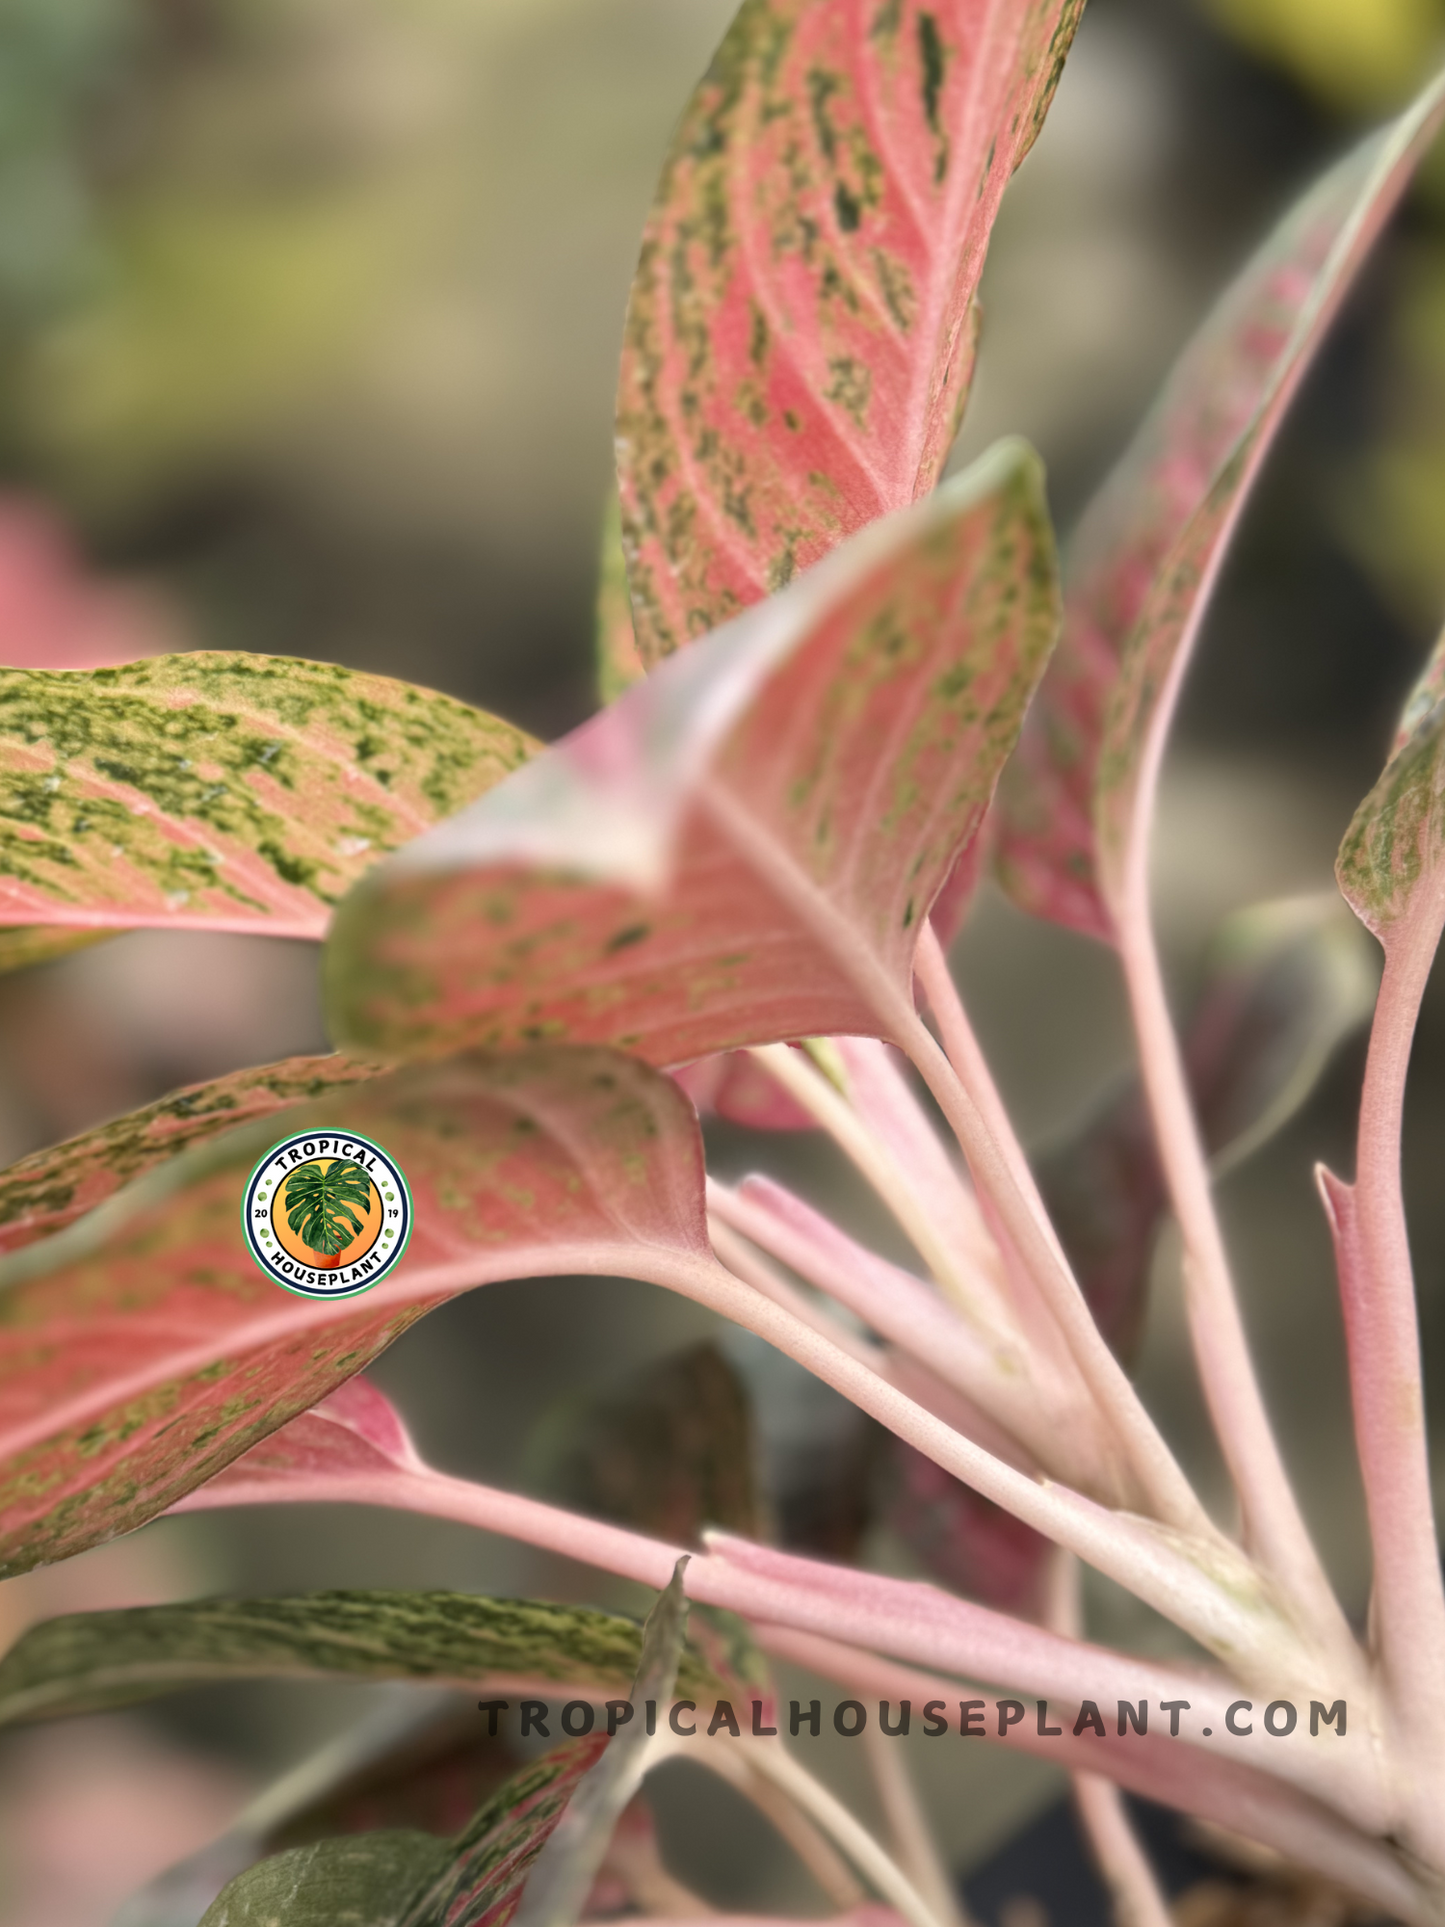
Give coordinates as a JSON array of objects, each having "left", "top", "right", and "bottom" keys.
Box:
[
  {"left": 595, "top": 492, "right": 646, "bottom": 705},
  {"left": 0, "top": 652, "right": 536, "bottom": 941},
  {"left": 401, "top": 1739, "right": 608, "bottom": 1927},
  {"left": 1338, "top": 623, "right": 1445, "bottom": 947},
  {"left": 0, "top": 1589, "right": 726, "bottom": 1728},
  {"left": 116, "top": 1698, "right": 519, "bottom": 1927},
  {"left": 198, "top": 1831, "right": 452, "bottom": 1927},
  {"left": 0, "top": 1046, "right": 709, "bottom": 1574},
  {"left": 509, "top": 1562, "right": 689, "bottom": 1927},
  {"left": 326, "top": 441, "right": 1059, "bottom": 1066},
  {"left": 995, "top": 72, "right": 1445, "bottom": 939},
  {"left": 615, "top": 0, "right": 1082, "bottom": 667},
  {"left": 177, "top": 1377, "right": 776, "bottom": 1722},
  {"left": 0, "top": 1051, "right": 384, "bottom": 1262}
]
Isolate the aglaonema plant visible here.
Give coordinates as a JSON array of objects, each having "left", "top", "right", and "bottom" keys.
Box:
[{"left": 0, "top": 4, "right": 1444, "bottom": 1924}]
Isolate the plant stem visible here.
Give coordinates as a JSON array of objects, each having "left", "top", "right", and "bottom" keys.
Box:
[
  {"left": 1338, "top": 895, "right": 1445, "bottom": 1773},
  {"left": 911, "top": 927, "right": 1206, "bottom": 1538},
  {"left": 749, "top": 1624, "right": 1421, "bottom": 1924},
  {"left": 711, "top": 1174, "right": 1125, "bottom": 1501},
  {"left": 179, "top": 1445, "right": 1376, "bottom": 1823},
  {"left": 1111, "top": 892, "right": 1356, "bottom": 1666},
  {"left": 861, "top": 1721, "right": 969, "bottom": 1927},
  {"left": 707, "top": 1208, "right": 885, "bottom": 1369},
  {"left": 737, "top": 1737, "right": 952, "bottom": 1927},
  {"left": 653, "top": 1736, "right": 864, "bottom": 1910},
  {"left": 1071, "top": 1775, "right": 1173, "bottom": 1927},
  {"left": 1050, "top": 1554, "right": 1172, "bottom": 1927},
  {"left": 745, "top": 1041, "right": 1004, "bottom": 1320}
]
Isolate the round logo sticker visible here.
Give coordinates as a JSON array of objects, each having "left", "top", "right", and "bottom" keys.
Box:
[{"left": 241, "top": 1131, "right": 412, "bottom": 1298}]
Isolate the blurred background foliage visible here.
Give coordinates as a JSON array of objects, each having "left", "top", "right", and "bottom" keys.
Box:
[{"left": 4, "top": 0, "right": 1445, "bottom": 1922}]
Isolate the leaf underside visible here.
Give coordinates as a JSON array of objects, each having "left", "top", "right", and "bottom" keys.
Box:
[
  {"left": 198, "top": 1832, "right": 452, "bottom": 1927},
  {"left": 995, "top": 72, "right": 1445, "bottom": 939}
]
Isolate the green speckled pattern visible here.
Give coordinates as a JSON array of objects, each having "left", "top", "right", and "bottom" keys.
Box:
[
  {"left": 0, "top": 652, "right": 536, "bottom": 939},
  {"left": 1338, "top": 627, "right": 1445, "bottom": 938},
  {"left": 615, "top": 0, "right": 1082, "bottom": 667},
  {"left": 0, "top": 1589, "right": 728, "bottom": 1727}
]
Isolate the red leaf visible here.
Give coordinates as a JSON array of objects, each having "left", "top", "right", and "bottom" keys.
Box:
[
  {"left": 0, "top": 1047, "right": 709, "bottom": 1575},
  {"left": 995, "top": 74, "right": 1445, "bottom": 940},
  {"left": 326, "top": 442, "right": 1059, "bottom": 1066},
  {"left": 615, "top": 0, "right": 1083, "bottom": 667}
]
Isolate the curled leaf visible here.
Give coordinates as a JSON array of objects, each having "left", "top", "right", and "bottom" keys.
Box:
[{"left": 327, "top": 442, "right": 1060, "bottom": 1066}]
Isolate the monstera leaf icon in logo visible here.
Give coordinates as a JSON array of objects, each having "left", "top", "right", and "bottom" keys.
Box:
[
  {"left": 284, "top": 1158, "right": 373, "bottom": 1266},
  {"left": 241, "top": 1130, "right": 412, "bottom": 1297}
]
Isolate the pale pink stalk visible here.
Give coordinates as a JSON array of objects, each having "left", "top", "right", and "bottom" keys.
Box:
[
  {"left": 911, "top": 926, "right": 1207, "bottom": 1537},
  {"left": 861, "top": 1721, "right": 969, "bottom": 1927},
  {"left": 716, "top": 1738, "right": 951, "bottom": 1927},
  {"left": 748, "top": 1625, "right": 1422, "bottom": 1924},
  {"left": 707, "top": 1177, "right": 1099, "bottom": 1486},
  {"left": 828, "top": 1037, "right": 1006, "bottom": 1294},
  {"left": 1323, "top": 888, "right": 1445, "bottom": 1817},
  {"left": 1111, "top": 891, "right": 1358, "bottom": 1673},
  {"left": 1050, "top": 1554, "right": 1171, "bottom": 1927},
  {"left": 745, "top": 1041, "right": 1005, "bottom": 1321},
  {"left": 176, "top": 1436, "right": 1378, "bottom": 1824},
  {"left": 649, "top": 1735, "right": 865, "bottom": 1910},
  {"left": 1071, "top": 1774, "right": 1172, "bottom": 1927},
  {"left": 706, "top": 1210, "right": 886, "bottom": 1370}
]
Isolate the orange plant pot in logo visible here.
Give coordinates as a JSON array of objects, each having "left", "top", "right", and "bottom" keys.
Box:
[{"left": 241, "top": 1131, "right": 412, "bottom": 1299}]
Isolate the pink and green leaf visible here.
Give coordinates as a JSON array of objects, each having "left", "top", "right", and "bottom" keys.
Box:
[
  {"left": 0, "top": 1051, "right": 385, "bottom": 1262},
  {"left": 595, "top": 492, "right": 647, "bottom": 705},
  {"left": 1337, "top": 622, "right": 1445, "bottom": 947},
  {"left": 0, "top": 1046, "right": 710, "bottom": 1575},
  {"left": 0, "top": 652, "right": 536, "bottom": 942},
  {"left": 615, "top": 0, "right": 1082, "bottom": 667},
  {"left": 401, "top": 1738, "right": 610, "bottom": 1927},
  {"left": 326, "top": 440, "right": 1060, "bottom": 1066},
  {"left": 0, "top": 1589, "right": 726, "bottom": 1729},
  {"left": 996, "top": 71, "right": 1445, "bottom": 938},
  {"left": 508, "top": 1562, "right": 690, "bottom": 1927}
]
